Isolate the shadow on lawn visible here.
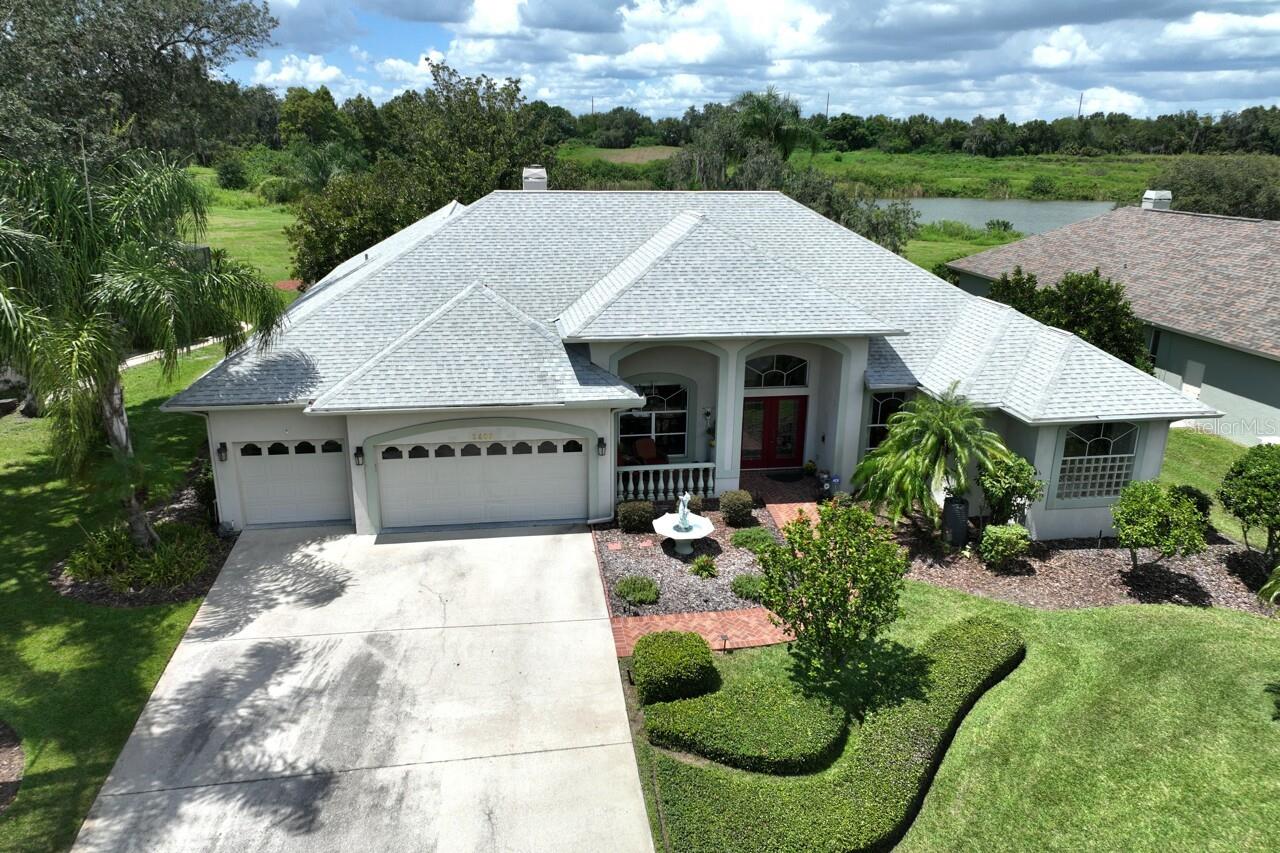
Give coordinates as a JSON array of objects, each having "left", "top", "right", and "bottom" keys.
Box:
[
  {"left": 786, "top": 639, "right": 933, "bottom": 722},
  {"left": 1266, "top": 683, "right": 1280, "bottom": 722}
]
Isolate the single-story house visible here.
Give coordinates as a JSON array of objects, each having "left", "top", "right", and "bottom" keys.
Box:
[
  {"left": 165, "top": 172, "right": 1216, "bottom": 540},
  {"left": 948, "top": 191, "right": 1280, "bottom": 446}
]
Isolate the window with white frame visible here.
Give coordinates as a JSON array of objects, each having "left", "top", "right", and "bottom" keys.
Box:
[
  {"left": 619, "top": 382, "right": 688, "bottom": 459},
  {"left": 744, "top": 354, "right": 808, "bottom": 388},
  {"left": 1056, "top": 422, "right": 1139, "bottom": 500},
  {"left": 867, "top": 391, "right": 911, "bottom": 449}
]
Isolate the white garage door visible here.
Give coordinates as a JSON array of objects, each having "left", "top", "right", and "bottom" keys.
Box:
[
  {"left": 236, "top": 439, "right": 352, "bottom": 526},
  {"left": 378, "top": 437, "right": 588, "bottom": 528}
]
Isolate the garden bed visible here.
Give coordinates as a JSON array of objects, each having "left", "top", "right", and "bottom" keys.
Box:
[
  {"left": 0, "top": 721, "right": 20, "bottom": 816},
  {"left": 595, "top": 507, "right": 780, "bottom": 616}
]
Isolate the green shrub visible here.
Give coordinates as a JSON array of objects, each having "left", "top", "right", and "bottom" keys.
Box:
[
  {"left": 687, "top": 493, "right": 704, "bottom": 514},
  {"left": 731, "top": 527, "right": 775, "bottom": 554},
  {"left": 617, "top": 500, "right": 656, "bottom": 533},
  {"left": 65, "top": 521, "right": 217, "bottom": 592},
  {"left": 730, "top": 572, "right": 765, "bottom": 602},
  {"left": 215, "top": 157, "right": 247, "bottom": 190},
  {"left": 631, "top": 631, "right": 717, "bottom": 704},
  {"left": 979, "top": 523, "right": 1031, "bottom": 569},
  {"left": 616, "top": 575, "right": 659, "bottom": 605},
  {"left": 1218, "top": 444, "right": 1280, "bottom": 569},
  {"left": 645, "top": 667, "right": 847, "bottom": 774},
  {"left": 719, "top": 489, "right": 755, "bottom": 527},
  {"left": 257, "top": 176, "right": 305, "bottom": 204},
  {"left": 1113, "top": 481, "right": 1207, "bottom": 571},
  {"left": 1026, "top": 174, "right": 1057, "bottom": 197},
  {"left": 1168, "top": 484, "right": 1212, "bottom": 524},
  {"left": 690, "top": 554, "right": 717, "bottom": 578},
  {"left": 979, "top": 455, "right": 1044, "bottom": 525},
  {"left": 193, "top": 459, "right": 217, "bottom": 522}
]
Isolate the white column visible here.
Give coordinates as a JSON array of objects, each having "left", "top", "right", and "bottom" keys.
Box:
[
  {"left": 714, "top": 341, "right": 745, "bottom": 493},
  {"left": 829, "top": 337, "right": 869, "bottom": 489}
]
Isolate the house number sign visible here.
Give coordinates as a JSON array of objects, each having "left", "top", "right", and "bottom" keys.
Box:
[{"left": 471, "top": 432, "right": 495, "bottom": 441}]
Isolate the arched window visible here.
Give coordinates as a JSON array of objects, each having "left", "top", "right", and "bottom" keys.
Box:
[
  {"left": 537, "top": 440, "right": 558, "bottom": 454},
  {"left": 620, "top": 381, "right": 688, "bottom": 459},
  {"left": 745, "top": 354, "right": 808, "bottom": 388},
  {"left": 381, "top": 446, "right": 403, "bottom": 460},
  {"left": 408, "top": 445, "right": 429, "bottom": 459},
  {"left": 435, "top": 444, "right": 456, "bottom": 457},
  {"left": 294, "top": 441, "right": 316, "bottom": 454},
  {"left": 563, "top": 439, "right": 583, "bottom": 453},
  {"left": 461, "top": 443, "right": 481, "bottom": 457},
  {"left": 487, "top": 443, "right": 507, "bottom": 455},
  {"left": 240, "top": 443, "right": 262, "bottom": 457},
  {"left": 1056, "top": 422, "right": 1139, "bottom": 500},
  {"left": 867, "top": 392, "right": 910, "bottom": 449},
  {"left": 268, "top": 442, "right": 290, "bottom": 456},
  {"left": 321, "top": 440, "right": 342, "bottom": 453},
  {"left": 512, "top": 441, "right": 532, "bottom": 455}
]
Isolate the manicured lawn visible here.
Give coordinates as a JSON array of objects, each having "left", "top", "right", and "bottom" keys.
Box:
[
  {"left": 904, "top": 219, "right": 1022, "bottom": 271},
  {"left": 633, "top": 582, "right": 1280, "bottom": 852},
  {"left": 189, "top": 166, "right": 296, "bottom": 284},
  {"left": 0, "top": 347, "right": 221, "bottom": 851},
  {"left": 1160, "top": 427, "right": 1250, "bottom": 544}
]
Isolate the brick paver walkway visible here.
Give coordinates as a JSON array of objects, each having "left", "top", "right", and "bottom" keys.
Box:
[
  {"left": 611, "top": 607, "right": 791, "bottom": 657},
  {"left": 741, "top": 472, "right": 820, "bottom": 529}
]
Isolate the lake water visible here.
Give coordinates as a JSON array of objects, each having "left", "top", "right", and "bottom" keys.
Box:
[{"left": 900, "top": 198, "right": 1116, "bottom": 234}]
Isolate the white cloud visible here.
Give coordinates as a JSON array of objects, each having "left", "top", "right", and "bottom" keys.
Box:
[
  {"left": 253, "top": 54, "right": 348, "bottom": 88},
  {"left": 1030, "top": 26, "right": 1100, "bottom": 69},
  {"left": 1080, "top": 85, "right": 1146, "bottom": 115},
  {"left": 375, "top": 51, "right": 446, "bottom": 87},
  {"left": 1163, "top": 11, "right": 1280, "bottom": 41}
]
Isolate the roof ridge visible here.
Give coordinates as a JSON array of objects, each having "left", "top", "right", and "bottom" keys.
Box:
[
  {"left": 1028, "top": 333, "right": 1078, "bottom": 420},
  {"left": 476, "top": 283, "right": 564, "bottom": 347},
  {"left": 957, "top": 306, "right": 1017, "bottom": 399},
  {"left": 556, "top": 210, "right": 705, "bottom": 336}
]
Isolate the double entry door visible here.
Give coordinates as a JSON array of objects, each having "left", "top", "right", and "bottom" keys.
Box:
[{"left": 740, "top": 395, "right": 807, "bottom": 469}]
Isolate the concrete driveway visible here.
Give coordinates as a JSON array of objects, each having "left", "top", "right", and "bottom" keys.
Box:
[{"left": 74, "top": 525, "right": 653, "bottom": 852}]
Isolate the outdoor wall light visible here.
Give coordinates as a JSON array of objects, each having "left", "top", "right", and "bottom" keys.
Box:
[
  {"left": 597, "top": 437, "right": 607, "bottom": 456},
  {"left": 216, "top": 442, "right": 228, "bottom": 462},
  {"left": 354, "top": 446, "right": 365, "bottom": 466}
]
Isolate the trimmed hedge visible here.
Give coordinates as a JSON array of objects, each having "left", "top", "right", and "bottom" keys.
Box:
[
  {"left": 730, "top": 572, "right": 765, "bottom": 602},
  {"left": 720, "top": 489, "right": 755, "bottom": 527},
  {"left": 645, "top": 666, "right": 846, "bottom": 774},
  {"left": 651, "top": 617, "right": 1026, "bottom": 852},
  {"left": 731, "top": 526, "right": 775, "bottom": 554},
  {"left": 616, "top": 575, "right": 659, "bottom": 605},
  {"left": 979, "top": 523, "right": 1031, "bottom": 569},
  {"left": 617, "top": 499, "right": 656, "bottom": 533},
  {"left": 631, "top": 631, "right": 718, "bottom": 705}
]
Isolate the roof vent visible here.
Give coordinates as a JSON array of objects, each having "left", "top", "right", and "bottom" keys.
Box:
[
  {"left": 522, "top": 165, "right": 547, "bottom": 192},
  {"left": 1141, "top": 189, "right": 1172, "bottom": 211}
]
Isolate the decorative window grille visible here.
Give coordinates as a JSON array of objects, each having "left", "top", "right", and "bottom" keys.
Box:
[
  {"left": 744, "top": 354, "right": 808, "bottom": 388},
  {"left": 867, "top": 391, "right": 910, "bottom": 450},
  {"left": 619, "top": 382, "right": 688, "bottom": 458},
  {"left": 1056, "top": 422, "right": 1138, "bottom": 499}
]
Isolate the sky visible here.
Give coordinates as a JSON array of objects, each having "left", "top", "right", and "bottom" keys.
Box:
[{"left": 226, "top": 0, "right": 1280, "bottom": 120}]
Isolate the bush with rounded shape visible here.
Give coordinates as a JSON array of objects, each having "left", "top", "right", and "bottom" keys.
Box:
[
  {"left": 215, "top": 157, "right": 248, "bottom": 190},
  {"left": 690, "top": 554, "right": 717, "bottom": 578},
  {"left": 731, "top": 527, "right": 775, "bottom": 554},
  {"left": 979, "top": 455, "right": 1044, "bottom": 525},
  {"left": 617, "top": 500, "right": 656, "bottom": 533},
  {"left": 1168, "top": 484, "right": 1212, "bottom": 524},
  {"left": 257, "top": 176, "right": 305, "bottom": 204},
  {"left": 1218, "top": 444, "right": 1280, "bottom": 568},
  {"left": 686, "top": 493, "right": 704, "bottom": 515},
  {"left": 631, "top": 631, "right": 717, "bottom": 705},
  {"left": 719, "top": 489, "right": 755, "bottom": 527},
  {"left": 616, "top": 575, "right": 659, "bottom": 605},
  {"left": 1112, "top": 481, "right": 1206, "bottom": 571},
  {"left": 979, "top": 523, "right": 1031, "bottom": 570},
  {"left": 730, "top": 572, "right": 765, "bottom": 602}
]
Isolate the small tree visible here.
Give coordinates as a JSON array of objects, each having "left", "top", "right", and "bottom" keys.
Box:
[
  {"left": 979, "top": 455, "right": 1044, "bottom": 525},
  {"left": 1112, "top": 481, "right": 1207, "bottom": 571},
  {"left": 1218, "top": 444, "right": 1280, "bottom": 570},
  {"left": 758, "top": 500, "right": 907, "bottom": 674}
]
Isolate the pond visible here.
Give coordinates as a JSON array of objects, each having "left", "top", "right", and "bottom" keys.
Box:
[{"left": 897, "top": 198, "right": 1116, "bottom": 234}]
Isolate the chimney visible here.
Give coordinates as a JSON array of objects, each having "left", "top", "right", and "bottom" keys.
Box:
[
  {"left": 1141, "top": 189, "right": 1172, "bottom": 211},
  {"left": 522, "top": 165, "right": 547, "bottom": 192}
]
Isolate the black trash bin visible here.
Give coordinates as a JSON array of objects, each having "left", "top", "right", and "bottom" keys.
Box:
[{"left": 942, "top": 496, "right": 969, "bottom": 546}]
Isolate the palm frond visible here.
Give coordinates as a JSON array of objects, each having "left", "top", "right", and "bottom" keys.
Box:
[
  {"left": 104, "top": 152, "right": 207, "bottom": 245},
  {"left": 28, "top": 314, "right": 121, "bottom": 474}
]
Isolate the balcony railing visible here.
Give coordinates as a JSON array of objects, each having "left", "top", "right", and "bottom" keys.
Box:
[{"left": 616, "top": 462, "right": 717, "bottom": 502}]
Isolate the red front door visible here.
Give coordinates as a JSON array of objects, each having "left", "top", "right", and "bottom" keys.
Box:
[{"left": 740, "top": 396, "right": 807, "bottom": 469}]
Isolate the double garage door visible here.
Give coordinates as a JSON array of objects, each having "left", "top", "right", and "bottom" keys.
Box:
[
  {"left": 236, "top": 439, "right": 353, "bottom": 526},
  {"left": 377, "top": 436, "right": 589, "bottom": 528}
]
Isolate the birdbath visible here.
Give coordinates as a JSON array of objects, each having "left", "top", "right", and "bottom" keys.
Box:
[{"left": 652, "top": 492, "right": 714, "bottom": 556}]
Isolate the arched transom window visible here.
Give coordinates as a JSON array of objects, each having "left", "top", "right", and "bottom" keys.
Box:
[
  {"left": 1056, "top": 422, "right": 1138, "bottom": 500},
  {"left": 745, "top": 354, "right": 808, "bottom": 388}
]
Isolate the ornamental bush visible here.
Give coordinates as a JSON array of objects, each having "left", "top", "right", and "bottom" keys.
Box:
[
  {"left": 632, "top": 631, "right": 718, "bottom": 704},
  {"left": 616, "top": 575, "right": 659, "bottom": 605},
  {"left": 1218, "top": 444, "right": 1280, "bottom": 569},
  {"left": 730, "top": 527, "right": 775, "bottom": 554},
  {"left": 1168, "top": 484, "right": 1213, "bottom": 524},
  {"left": 690, "top": 554, "right": 718, "bottom": 578},
  {"left": 719, "top": 490, "right": 755, "bottom": 527},
  {"left": 979, "top": 523, "right": 1031, "bottom": 570},
  {"left": 978, "top": 455, "right": 1044, "bottom": 525},
  {"left": 65, "top": 521, "right": 217, "bottom": 592},
  {"left": 1112, "top": 481, "right": 1207, "bottom": 571},
  {"left": 617, "top": 500, "right": 656, "bottom": 533},
  {"left": 730, "top": 572, "right": 765, "bottom": 602}
]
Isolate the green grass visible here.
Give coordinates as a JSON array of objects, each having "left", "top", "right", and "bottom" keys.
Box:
[
  {"left": 189, "top": 166, "right": 296, "bottom": 284},
  {"left": 634, "top": 583, "right": 1280, "bottom": 852},
  {"left": 558, "top": 143, "right": 679, "bottom": 164},
  {"left": 0, "top": 346, "right": 222, "bottom": 851},
  {"left": 1160, "top": 428, "right": 1250, "bottom": 544},
  {"left": 905, "top": 219, "right": 1023, "bottom": 271}
]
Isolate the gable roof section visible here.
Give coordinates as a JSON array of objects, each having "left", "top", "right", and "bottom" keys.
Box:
[
  {"left": 948, "top": 206, "right": 1280, "bottom": 362},
  {"left": 557, "top": 210, "right": 901, "bottom": 340},
  {"left": 306, "top": 282, "right": 640, "bottom": 413}
]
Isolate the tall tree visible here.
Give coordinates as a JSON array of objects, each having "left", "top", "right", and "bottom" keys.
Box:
[
  {"left": 734, "top": 87, "right": 817, "bottom": 160},
  {"left": 0, "top": 154, "right": 285, "bottom": 547},
  {"left": 1153, "top": 155, "right": 1280, "bottom": 220}
]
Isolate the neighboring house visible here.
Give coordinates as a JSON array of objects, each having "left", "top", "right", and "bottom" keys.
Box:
[
  {"left": 948, "top": 191, "right": 1280, "bottom": 446},
  {"left": 165, "top": 173, "right": 1215, "bottom": 541}
]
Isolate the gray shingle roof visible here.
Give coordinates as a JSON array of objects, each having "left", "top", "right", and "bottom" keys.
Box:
[
  {"left": 167, "top": 190, "right": 1216, "bottom": 424},
  {"left": 947, "top": 206, "right": 1280, "bottom": 362}
]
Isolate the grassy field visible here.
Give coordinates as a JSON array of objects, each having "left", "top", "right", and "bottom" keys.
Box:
[
  {"left": 0, "top": 347, "right": 221, "bottom": 851},
  {"left": 1160, "top": 427, "right": 1250, "bottom": 543},
  {"left": 634, "top": 582, "right": 1280, "bottom": 852},
  {"left": 189, "top": 166, "right": 297, "bottom": 284},
  {"left": 904, "top": 219, "right": 1021, "bottom": 271},
  {"left": 559, "top": 143, "right": 680, "bottom": 164}
]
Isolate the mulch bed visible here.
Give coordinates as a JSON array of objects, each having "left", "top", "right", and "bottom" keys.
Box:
[
  {"left": 48, "top": 454, "right": 238, "bottom": 608},
  {"left": 0, "top": 719, "right": 21, "bottom": 816},
  {"left": 595, "top": 507, "right": 781, "bottom": 617}
]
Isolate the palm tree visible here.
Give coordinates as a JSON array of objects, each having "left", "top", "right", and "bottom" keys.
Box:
[
  {"left": 852, "top": 384, "right": 1010, "bottom": 524},
  {"left": 0, "top": 153, "right": 284, "bottom": 548},
  {"left": 734, "top": 87, "right": 818, "bottom": 160}
]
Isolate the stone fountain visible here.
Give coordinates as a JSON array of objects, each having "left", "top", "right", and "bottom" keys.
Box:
[{"left": 652, "top": 491, "right": 714, "bottom": 555}]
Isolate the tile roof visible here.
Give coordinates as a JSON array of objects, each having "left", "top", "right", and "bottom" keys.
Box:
[
  {"left": 167, "top": 190, "right": 1216, "bottom": 424},
  {"left": 947, "top": 206, "right": 1280, "bottom": 362}
]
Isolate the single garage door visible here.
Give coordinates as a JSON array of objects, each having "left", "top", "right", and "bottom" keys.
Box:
[
  {"left": 236, "top": 439, "right": 352, "bottom": 526},
  {"left": 378, "top": 437, "right": 588, "bottom": 528}
]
